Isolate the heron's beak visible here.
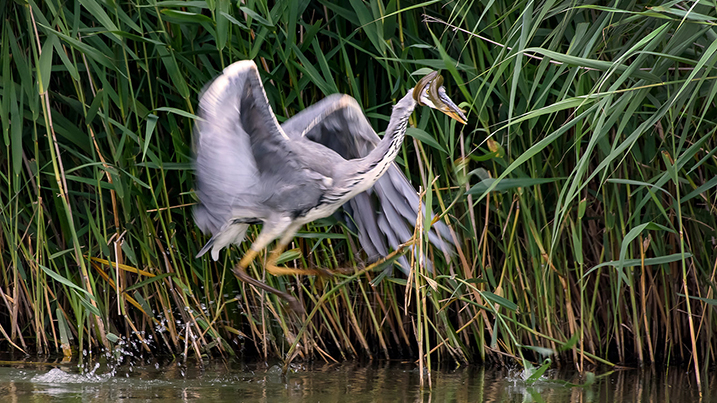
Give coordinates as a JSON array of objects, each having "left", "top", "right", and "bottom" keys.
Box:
[
  {"left": 414, "top": 71, "right": 468, "bottom": 125},
  {"left": 429, "top": 75, "right": 468, "bottom": 125},
  {"left": 436, "top": 93, "right": 468, "bottom": 124}
]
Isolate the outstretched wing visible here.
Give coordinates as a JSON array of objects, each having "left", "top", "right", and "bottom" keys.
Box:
[
  {"left": 194, "top": 60, "right": 294, "bottom": 259},
  {"left": 282, "top": 94, "right": 455, "bottom": 273}
]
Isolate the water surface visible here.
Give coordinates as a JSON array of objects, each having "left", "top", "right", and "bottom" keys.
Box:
[{"left": 0, "top": 357, "right": 711, "bottom": 402}]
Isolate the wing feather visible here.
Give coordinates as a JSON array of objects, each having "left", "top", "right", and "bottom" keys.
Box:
[
  {"left": 194, "top": 61, "right": 294, "bottom": 257},
  {"left": 282, "top": 94, "right": 456, "bottom": 273}
]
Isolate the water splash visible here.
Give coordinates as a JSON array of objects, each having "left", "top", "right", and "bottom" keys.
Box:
[{"left": 31, "top": 366, "right": 111, "bottom": 384}]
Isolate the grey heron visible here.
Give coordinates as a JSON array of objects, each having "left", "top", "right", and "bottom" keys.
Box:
[{"left": 194, "top": 60, "right": 466, "bottom": 313}]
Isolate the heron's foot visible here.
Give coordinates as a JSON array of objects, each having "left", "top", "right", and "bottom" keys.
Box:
[
  {"left": 315, "top": 267, "right": 334, "bottom": 278},
  {"left": 231, "top": 264, "right": 306, "bottom": 315},
  {"left": 324, "top": 267, "right": 357, "bottom": 275},
  {"left": 265, "top": 264, "right": 333, "bottom": 278}
]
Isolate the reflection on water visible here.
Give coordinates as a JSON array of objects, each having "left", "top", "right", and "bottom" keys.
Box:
[{"left": 0, "top": 358, "right": 711, "bottom": 402}]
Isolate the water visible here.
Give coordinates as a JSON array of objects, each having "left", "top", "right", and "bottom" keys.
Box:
[{"left": 0, "top": 358, "right": 712, "bottom": 402}]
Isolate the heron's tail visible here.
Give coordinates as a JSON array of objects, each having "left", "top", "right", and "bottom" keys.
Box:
[
  {"left": 345, "top": 164, "right": 457, "bottom": 275},
  {"left": 196, "top": 238, "right": 216, "bottom": 259},
  {"left": 195, "top": 222, "right": 249, "bottom": 261}
]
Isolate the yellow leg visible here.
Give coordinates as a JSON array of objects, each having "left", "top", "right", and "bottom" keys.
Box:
[
  {"left": 238, "top": 248, "right": 259, "bottom": 268},
  {"left": 265, "top": 244, "right": 331, "bottom": 277}
]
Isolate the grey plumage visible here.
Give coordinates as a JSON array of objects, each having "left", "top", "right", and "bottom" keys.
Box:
[
  {"left": 280, "top": 93, "right": 455, "bottom": 272},
  {"left": 193, "top": 60, "right": 466, "bottom": 311}
]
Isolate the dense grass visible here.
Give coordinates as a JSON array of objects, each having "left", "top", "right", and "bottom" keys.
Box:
[{"left": 1, "top": 0, "right": 716, "bottom": 385}]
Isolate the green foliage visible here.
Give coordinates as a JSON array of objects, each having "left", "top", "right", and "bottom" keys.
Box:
[{"left": 1, "top": 0, "right": 716, "bottom": 378}]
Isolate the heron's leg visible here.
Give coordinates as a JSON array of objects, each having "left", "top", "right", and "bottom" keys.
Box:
[
  {"left": 232, "top": 261, "right": 305, "bottom": 314},
  {"left": 231, "top": 226, "right": 305, "bottom": 313},
  {"left": 264, "top": 232, "right": 331, "bottom": 277}
]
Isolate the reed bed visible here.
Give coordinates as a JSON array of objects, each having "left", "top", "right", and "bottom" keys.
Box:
[{"left": 1, "top": 0, "right": 716, "bottom": 382}]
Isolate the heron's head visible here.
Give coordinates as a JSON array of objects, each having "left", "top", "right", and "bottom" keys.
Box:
[{"left": 413, "top": 71, "right": 468, "bottom": 124}]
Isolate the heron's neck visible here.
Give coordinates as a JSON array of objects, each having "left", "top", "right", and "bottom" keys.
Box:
[{"left": 348, "top": 90, "right": 416, "bottom": 194}]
